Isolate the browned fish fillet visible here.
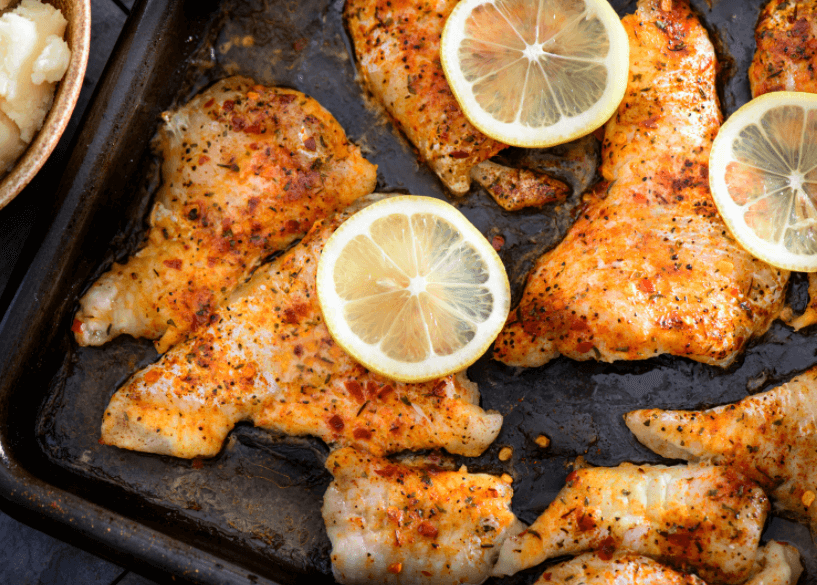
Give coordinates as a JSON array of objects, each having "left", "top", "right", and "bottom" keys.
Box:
[
  {"left": 492, "top": 462, "right": 768, "bottom": 584},
  {"left": 343, "top": 0, "right": 570, "bottom": 209},
  {"left": 625, "top": 365, "right": 817, "bottom": 538},
  {"left": 74, "top": 76, "right": 377, "bottom": 353},
  {"left": 322, "top": 447, "right": 523, "bottom": 584},
  {"left": 492, "top": 0, "right": 787, "bottom": 368},
  {"left": 529, "top": 542, "right": 801, "bottom": 585},
  {"left": 100, "top": 196, "right": 502, "bottom": 459},
  {"left": 749, "top": 0, "right": 817, "bottom": 331},
  {"left": 749, "top": 0, "right": 817, "bottom": 97}
]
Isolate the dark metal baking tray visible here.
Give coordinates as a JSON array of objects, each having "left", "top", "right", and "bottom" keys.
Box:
[{"left": 0, "top": 0, "right": 813, "bottom": 583}]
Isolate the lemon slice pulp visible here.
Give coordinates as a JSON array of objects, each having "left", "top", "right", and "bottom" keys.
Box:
[
  {"left": 316, "top": 196, "right": 510, "bottom": 383},
  {"left": 710, "top": 92, "right": 817, "bottom": 272},
  {"left": 440, "top": 0, "right": 629, "bottom": 148}
]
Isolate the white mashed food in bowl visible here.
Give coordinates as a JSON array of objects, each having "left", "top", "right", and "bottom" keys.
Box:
[{"left": 0, "top": 0, "right": 71, "bottom": 174}]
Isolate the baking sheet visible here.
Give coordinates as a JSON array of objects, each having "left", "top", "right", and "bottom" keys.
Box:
[{"left": 33, "top": 0, "right": 817, "bottom": 582}]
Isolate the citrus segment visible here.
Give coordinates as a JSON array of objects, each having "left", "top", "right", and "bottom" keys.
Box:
[
  {"left": 710, "top": 92, "right": 817, "bottom": 271},
  {"left": 317, "top": 196, "right": 510, "bottom": 382},
  {"left": 440, "top": 0, "right": 628, "bottom": 147}
]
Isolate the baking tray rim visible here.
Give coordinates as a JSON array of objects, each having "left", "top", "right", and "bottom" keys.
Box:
[{"left": 0, "top": 0, "right": 285, "bottom": 582}]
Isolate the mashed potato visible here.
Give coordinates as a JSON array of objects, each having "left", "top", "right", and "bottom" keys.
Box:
[{"left": 0, "top": 0, "right": 71, "bottom": 173}]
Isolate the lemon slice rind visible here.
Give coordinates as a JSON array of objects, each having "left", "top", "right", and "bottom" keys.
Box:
[
  {"left": 710, "top": 91, "right": 817, "bottom": 273},
  {"left": 440, "top": 0, "right": 629, "bottom": 148},
  {"left": 316, "top": 195, "right": 511, "bottom": 383}
]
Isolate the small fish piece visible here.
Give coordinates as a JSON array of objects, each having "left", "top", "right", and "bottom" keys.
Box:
[
  {"left": 322, "top": 447, "right": 524, "bottom": 585},
  {"left": 470, "top": 161, "right": 571, "bottom": 211},
  {"left": 530, "top": 542, "right": 801, "bottom": 585},
  {"left": 344, "top": 0, "right": 503, "bottom": 196},
  {"left": 491, "top": 462, "right": 768, "bottom": 584},
  {"left": 492, "top": 0, "right": 787, "bottom": 368},
  {"left": 748, "top": 0, "right": 817, "bottom": 331},
  {"left": 625, "top": 366, "right": 817, "bottom": 538},
  {"left": 343, "top": 0, "right": 570, "bottom": 209},
  {"left": 746, "top": 542, "right": 803, "bottom": 585},
  {"left": 74, "top": 76, "right": 377, "bottom": 353},
  {"left": 749, "top": 0, "right": 817, "bottom": 97},
  {"left": 532, "top": 551, "right": 706, "bottom": 585},
  {"left": 100, "top": 196, "right": 502, "bottom": 459}
]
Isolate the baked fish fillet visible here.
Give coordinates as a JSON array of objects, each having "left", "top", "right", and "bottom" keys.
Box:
[
  {"left": 625, "top": 366, "right": 817, "bottom": 538},
  {"left": 493, "top": 0, "right": 787, "bottom": 368},
  {"left": 74, "top": 76, "right": 377, "bottom": 353},
  {"left": 492, "top": 462, "right": 768, "bottom": 584},
  {"left": 749, "top": 0, "right": 817, "bottom": 331},
  {"left": 322, "top": 447, "right": 523, "bottom": 585},
  {"left": 100, "top": 196, "right": 502, "bottom": 459},
  {"left": 749, "top": 0, "right": 817, "bottom": 97},
  {"left": 343, "top": 0, "right": 570, "bottom": 208},
  {"left": 530, "top": 543, "right": 801, "bottom": 585}
]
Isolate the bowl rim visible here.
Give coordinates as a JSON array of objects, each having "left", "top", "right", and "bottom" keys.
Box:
[{"left": 0, "top": 0, "right": 92, "bottom": 210}]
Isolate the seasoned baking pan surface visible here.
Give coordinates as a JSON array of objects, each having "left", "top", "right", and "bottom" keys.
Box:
[{"left": 28, "top": 0, "right": 817, "bottom": 583}]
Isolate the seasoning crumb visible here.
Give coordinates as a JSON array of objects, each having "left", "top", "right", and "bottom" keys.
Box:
[
  {"left": 498, "top": 446, "right": 513, "bottom": 461},
  {"left": 388, "top": 562, "right": 403, "bottom": 574},
  {"left": 501, "top": 473, "right": 513, "bottom": 484},
  {"left": 534, "top": 434, "right": 550, "bottom": 449},
  {"left": 802, "top": 490, "right": 815, "bottom": 508}
]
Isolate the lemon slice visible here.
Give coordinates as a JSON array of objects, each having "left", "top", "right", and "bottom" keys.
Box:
[
  {"left": 316, "top": 196, "right": 510, "bottom": 383},
  {"left": 440, "top": 0, "right": 629, "bottom": 148},
  {"left": 710, "top": 92, "right": 817, "bottom": 272}
]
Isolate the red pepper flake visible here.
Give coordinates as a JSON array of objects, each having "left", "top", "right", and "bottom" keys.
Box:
[
  {"left": 597, "top": 536, "right": 616, "bottom": 561},
  {"left": 378, "top": 384, "right": 394, "bottom": 399},
  {"left": 293, "top": 38, "right": 308, "bottom": 51},
  {"left": 421, "top": 571, "right": 432, "bottom": 577},
  {"left": 667, "top": 531, "right": 692, "bottom": 547},
  {"left": 144, "top": 370, "right": 162, "bottom": 384},
  {"left": 577, "top": 512, "right": 596, "bottom": 531},
  {"left": 198, "top": 155, "right": 210, "bottom": 165},
  {"left": 285, "top": 219, "right": 300, "bottom": 233},
  {"left": 191, "top": 459, "right": 204, "bottom": 469},
  {"left": 353, "top": 428, "right": 372, "bottom": 440},
  {"left": 345, "top": 380, "right": 365, "bottom": 402},
  {"left": 430, "top": 380, "right": 446, "bottom": 397},
  {"left": 71, "top": 319, "right": 83, "bottom": 333},
  {"left": 576, "top": 341, "right": 594, "bottom": 353},
  {"left": 222, "top": 100, "right": 235, "bottom": 111},
  {"left": 303, "top": 136, "right": 316, "bottom": 151},
  {"left": 328, "top": 415, "right": 344, "bottom": 431},
  {"left": 204, "top": 98, "right": 215, "bottom": 108},
  {"left": 417, "top": 521, "right": 438, "bottom": 538},
  {"left": 375, "top": 465, "right": 402, "bottom": 478},
  {"left": 387, "top": 563, "right": 402, "bottom": 574},
  {"left": 163, "top": 259, "right": 183, "bottom": 270},
  {"left": 541, "top": 573, "right": 552, "bottom": 582},
  {"left": 566, "top": 470, "right": 579, "bottom": 484},
  {"left": 449, "top": 151, "right": 469, "bottom": 159},
  {"left": 491, "top": 235, "right": 505, "bottom": 251},
  {"left": 638, "top": 278, "right": 654, "bottom": 293}
]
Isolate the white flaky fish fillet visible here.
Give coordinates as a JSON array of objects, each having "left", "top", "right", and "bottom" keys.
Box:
[
  {"left": 625, "top": 366, "right": 817, "bottom": 538},
  {"left": 492, "top": 0, "right": 787, "bottom": 368},
  {"left": 322, "top": 447, "right": 524, "bottom": 585},
  {"left": 101, "top": 196, "right": 502, "bottom": 459},
  {"left": 492, "top": 462, "right": 768, "bottom": 584},
  {"left": 529, "top": 542, "right": 801, "bottom": 585},
  {"left": 74, "top": 76, "right": 376, "bottom": 352},
  {"left": 746, "top": 543, "right": 803, "bottom": 585},
  {"left": 531, "top": 551, "right": 706, "bottom": 585}
]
